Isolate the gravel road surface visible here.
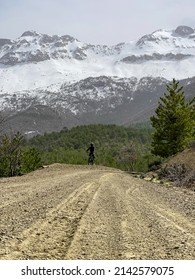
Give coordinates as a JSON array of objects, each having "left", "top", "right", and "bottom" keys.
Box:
[{"left": 0, "top": 164, "right": 194, "bottom": 260}]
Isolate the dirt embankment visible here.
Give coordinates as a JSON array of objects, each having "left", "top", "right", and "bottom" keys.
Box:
[{"left": 0, "top": 164, "right": 194, "bottom": 260}]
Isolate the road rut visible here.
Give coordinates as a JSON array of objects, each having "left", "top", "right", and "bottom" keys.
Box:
[{"left": 0, "top": 164, "right": 194, "bottom": 259}]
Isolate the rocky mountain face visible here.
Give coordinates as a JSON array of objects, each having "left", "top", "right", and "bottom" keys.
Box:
[{"left": 0, "top": 26, "right": 195, "bottom": 135}]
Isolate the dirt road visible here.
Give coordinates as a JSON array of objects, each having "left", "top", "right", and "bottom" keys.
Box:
[{"left": 0, "top": 164, "right": 194, "bottom": 260}]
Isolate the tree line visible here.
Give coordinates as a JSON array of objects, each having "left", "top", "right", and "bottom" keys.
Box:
[
  {"left": 0, "top": 79, "right": 194, "bottom": 177},
  {"left": 25, "top": 124, "right": 156, "bottom": 172}
]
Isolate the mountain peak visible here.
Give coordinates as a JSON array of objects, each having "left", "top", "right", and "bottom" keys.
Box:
[
  {"left": 21, "top": 31, "right": 40, "bottom": 37},
  {"left": 174, "top": 25, "right": 194, "bottom": 37}
]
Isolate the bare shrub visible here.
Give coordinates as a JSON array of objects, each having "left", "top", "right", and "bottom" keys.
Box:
[{"left": 158, "top": 163, "right": 195, "bottom": 189}]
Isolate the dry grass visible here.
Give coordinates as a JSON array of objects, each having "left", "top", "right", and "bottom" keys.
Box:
[
  {"left": 159, "top": 143, "right": 195, "bottom": 190},
  {"left": 163, "top": 143, "right": 195, "bottom": 171}
]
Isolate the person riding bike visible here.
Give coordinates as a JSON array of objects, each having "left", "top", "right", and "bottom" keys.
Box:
[{"left": 87, "top": 143, "right": 95, "bottom": 165}]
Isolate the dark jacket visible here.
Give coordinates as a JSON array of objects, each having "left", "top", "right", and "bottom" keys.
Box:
[{"left": 87, "top": 144, "right": 95, "bottom": 155}]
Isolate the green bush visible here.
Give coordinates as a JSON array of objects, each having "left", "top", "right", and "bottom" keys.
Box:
[{"left": 20, "top": 147, "right": 42, "bottom": 174}]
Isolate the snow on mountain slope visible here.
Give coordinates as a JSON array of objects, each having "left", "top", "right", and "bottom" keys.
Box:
[
  {"left": 0, "top": 26, "right": 195, "bottom": 94},
  {"left": 1, "top": 26, "right": 195, "bottom": 133}
]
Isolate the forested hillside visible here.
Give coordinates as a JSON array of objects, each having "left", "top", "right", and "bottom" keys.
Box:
[{"left": 26, "top": 124, "right": 158, "bottom": 171}]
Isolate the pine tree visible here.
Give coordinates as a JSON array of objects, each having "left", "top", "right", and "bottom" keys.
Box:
[
  {"left": 150, "top": 79, "right": 195, "bottom": 158},
  {"left": 20, "top": 147, "right": 41, "bottom": 174}
]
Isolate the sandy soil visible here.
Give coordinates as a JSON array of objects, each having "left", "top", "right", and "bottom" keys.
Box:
[{"left": 0, "top": 163, "right": 194, "bottom": 260}]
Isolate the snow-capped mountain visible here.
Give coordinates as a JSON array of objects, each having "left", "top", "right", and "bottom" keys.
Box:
[{"left": 0, "top": 26, "right": 195, "bottom": 134}]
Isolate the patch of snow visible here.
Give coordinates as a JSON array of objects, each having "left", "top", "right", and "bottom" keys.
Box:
[{"left": 0, "top": 27, "right": 195, "bottom": 103}]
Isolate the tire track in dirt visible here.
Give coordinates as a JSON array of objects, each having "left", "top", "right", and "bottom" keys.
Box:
[
  {"left": 2, "top": 178, "right": 102, "bottom": 259},
  {"left": 0, "top": 166, "right": 109, "bottom": 258},
  {"left": 1, "top": 164, "right": 195, "bottom": 260},
  {"left": 65, "top": 173, "right": 127, "bottom": 260},
  {"left": 121, "top": 194, "right": 195, "bottom": 259},
  {"left": 119, "top": 175, "right": 195, "bottom": 259}
]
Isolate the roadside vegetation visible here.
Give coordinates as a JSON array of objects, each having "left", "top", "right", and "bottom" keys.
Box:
[
  {"left": 25, "top": 124, "right": 157, "bottom": 172},
  {"left": 0, "top": 131, "right": 41, "bottom": 177},
  {"left": 0, "top": 79, "right": 194, "bottom": 179},
  {"left": 151, "top": 78, "right": 195, "bottom": 158},
  {"left": 150, "top": 79, "right": 195, "bottom": 188}
]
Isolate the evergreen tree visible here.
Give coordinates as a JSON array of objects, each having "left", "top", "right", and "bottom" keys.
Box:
[
  {"left": 151, "top": 79, "right": 195, "bottom": 158},
  {"left": 20, "top": 147, "right": 41, "bottom": 174}
]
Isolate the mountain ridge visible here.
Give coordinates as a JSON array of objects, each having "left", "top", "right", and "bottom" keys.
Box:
[{"left": 0, "top": 25, "right": 195, "bottom": 135}]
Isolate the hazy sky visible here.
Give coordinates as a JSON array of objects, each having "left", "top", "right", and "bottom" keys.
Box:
[{"left": 0, "top": 0, "right": 195, "bottom": 45}]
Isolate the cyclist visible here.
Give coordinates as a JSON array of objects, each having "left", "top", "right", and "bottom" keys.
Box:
[{"left": 87, "top": 143, "right": 95, "bottom": 164}]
